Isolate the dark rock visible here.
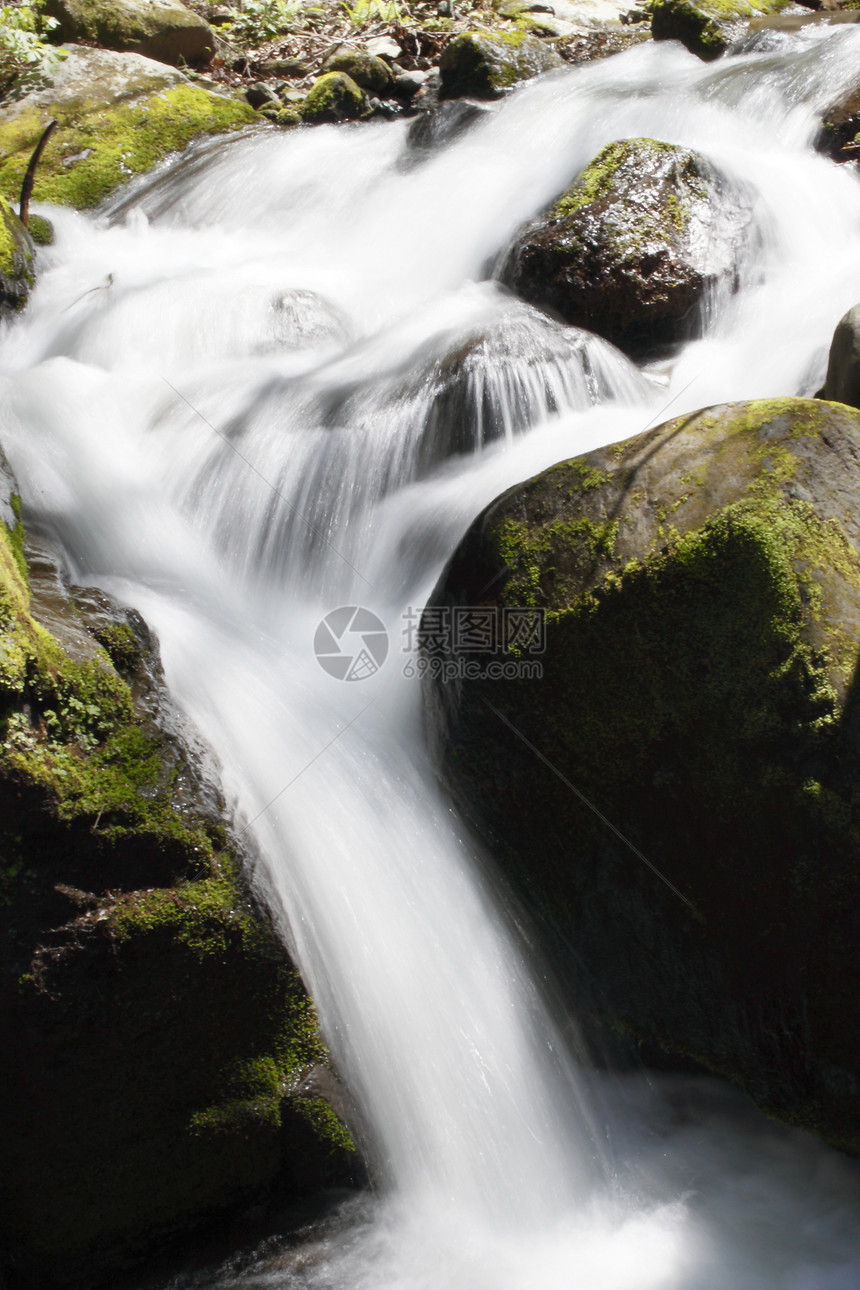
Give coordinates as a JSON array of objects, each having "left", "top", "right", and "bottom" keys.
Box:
[
  {"left": 821, "top": 304, "right": 860, "bottom": 407},
  {"left": 650, "top": 0, "right": 734, "bottom": 59},
  {"left": 0, "top": 460, "right": 359, "bottom": 1287},
  {"left": 499, "top": 136, "right": 753, "bottom": 358},
  {"left": 404, "top": 97, "right": 492, "bottom": 157},
  {"left": 0, "top": 198, "right": 35, "bottom": 315},
  {"left": 426, "top": 396, "right": 860, "bottom": 1156},
  {"left": 301, "top": 72, "right": 367, "bottom": 124},
  {"left": 438, "top": 29, "right": 562, "bottom": 101},
  {"left": 321, "top": 48, "right": 393, "bottom": 94},
  {"left": 258, "top": 57, "right": 308, "bottom": 76},
  {"left": 246, "top": 80, "right": 279, "bottom": 108},
  {"left": 816, "top": 77, "right": 860, "bottom": 162}
]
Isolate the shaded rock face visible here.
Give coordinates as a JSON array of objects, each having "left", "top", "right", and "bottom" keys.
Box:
[
  {"left": 402, "top": 98, "right": 492, "bottom": 163},
  {"left": 816, "top": 79, "right": 860, "bottom": 162},
  {"left": 650, "top": 0, "right": 794, "bottom": 59},
  {"left": 426, "top": 397, "right": 860, "bottom": 1156},
  {"left": 0, "top": 456, "right": 358, "bottom": 1288},
  {"left": 438, "top": 29, "right": 562, "bottom": 101},
  {"left": 499, "top": 137, "right": 753, "bottom": 358},
  {"left": 43, "top": 0, "right": 214, "bottom": 66},
  {"left": 0, "top": 198, "right": 35, "bottom": 315},
  {"left": 0, "top": 47, "right": 255, "bottom": 211},
  {"left": 821, "top": 304, "right": 860, "bottom": 408},
  {"left": 650, "top": 0, "right": 732, "bottom": 59}
]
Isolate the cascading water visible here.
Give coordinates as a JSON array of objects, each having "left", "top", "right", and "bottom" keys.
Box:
[{"left": 4, "top": 23, "right": 860, "bottom": 1288}]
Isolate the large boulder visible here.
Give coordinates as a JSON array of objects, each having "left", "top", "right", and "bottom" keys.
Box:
[
  {"left": 0, "top": 455, "right": 358, "bottom": 1287},
  {"left": 0, "top": 196, "right": 35, "bottom": 314},
  {"left": 438, "top": 30, "right": 562, "bottom": 101},
  {"left": 499, "top": 137, "right": 752, "bottom": 357},
  {"left": 650, "top": 0, "right": 795, "bottom": 60},
  {"left": 820, "top": 303, "right": 860, "bottom": 407},
  {"left": 43, "top": 0, "right": 215, "bottom": 66},
  {"left": 426, "top": 396, "right": 860, "bottom": 1155},
  {"left": 0, "top": 46, "right": 255, "bottom": 210}
]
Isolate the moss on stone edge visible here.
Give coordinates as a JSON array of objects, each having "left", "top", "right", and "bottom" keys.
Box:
[
  {"left": 0, "top": 501, "right": 358, "bottom": 1283},
  {"left": 550, "top": 138, "right": 681, "bottom": 221},
  {"left": 0, "top": 83, "right": 256, "bottom": 210}
]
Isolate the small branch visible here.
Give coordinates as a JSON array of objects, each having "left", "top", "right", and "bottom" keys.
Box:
[{"left": 19, "top": 118, "right": 58, "bottom": 229}]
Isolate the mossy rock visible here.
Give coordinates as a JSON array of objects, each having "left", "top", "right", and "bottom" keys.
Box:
[
  {"left": 650, "top": 0, "right": 794, "bottom": 59},
  {"left": 438, "top": 29, "right": 562, "bottom": 101},
  {"left": 0, "top": 46, "right": 255, "bottom": 211},
  {"left": 25, "top": 212, "right": 54, "bottom": 245},
  {"left": 0, "top": 196, "right": 35, "bottom": 313},
  {"left": 301, "top": 71, "right": 367, "bottom": 124},
  {"left": 0, "top": 455, "right": 359, "bottom": 1286},
  {"left": 499, "top": 137, "right": 753, "bottom": 357},
  {"left": 43, "top": 0, "right": 215, "bottom": 66},
  {"left": 427, "top": 396, "right": 860, "bottom": 1155},
  {"left": 815, "top": 75, "right": 860, "bottom": 162},
  {"left": 321, "top": 49, "right": 393, "bottom": 94}
]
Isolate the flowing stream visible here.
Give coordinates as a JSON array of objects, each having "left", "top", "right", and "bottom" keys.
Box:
[{"left": 5, "top": 23, "right": 860, "bottom": 1288}]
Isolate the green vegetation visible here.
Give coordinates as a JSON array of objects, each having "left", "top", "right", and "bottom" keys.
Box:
[{"left": 0, "top": 1, "right": 59, "bottom": 97}]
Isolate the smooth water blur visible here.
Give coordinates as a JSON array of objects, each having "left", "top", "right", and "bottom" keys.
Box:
[{"left": 3, "top": 23, "right": 860, "bottom": 1287}]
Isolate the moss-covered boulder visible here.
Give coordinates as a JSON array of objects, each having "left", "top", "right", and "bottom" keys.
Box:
[
  {"left": 321, "top": 48, "right": 393, "bottom": 94},
  {"left": 0, "top": 46, "right": 255, "bottom": 211},
  {"left": 0, "top": 196, "right": 35, "bottom": 313},
  {"left": 301, "top": 71, "right": 367, "bottom": 124},
  {"left": 650, "top": 0, "right": 794, "bottom": 59},
  {"left": 499, "top": 137, "right": 752, "bottom": 357},
  {"left": 43, "top": 0, "right": 215, "bottom": 66},
  {"left": 438, "top": 29, "right": 562, "bottom": 101},
  {"left": 0, "top": 455, "right": 358, "bottom": 1287},
  {"left": 426, "top": 396, "right": 860, "bottom": 1155}
]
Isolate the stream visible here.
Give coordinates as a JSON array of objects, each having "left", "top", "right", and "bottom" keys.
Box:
[{"left": 4, "top": 22, "right": 860, "bottom": 1288}]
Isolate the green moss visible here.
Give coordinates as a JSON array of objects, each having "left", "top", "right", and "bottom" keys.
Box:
[
  {"left": 0, "top": 85, "right": 256, "bottom": 210},
  {"left": 26, "top": 212, "right": 54, "bottom": 245},
  {"left": 550, "top": 139, "right": 675, "bottom": 220},
  {"left": 301, "top": 71, "right": 367, "bottom": 124}
]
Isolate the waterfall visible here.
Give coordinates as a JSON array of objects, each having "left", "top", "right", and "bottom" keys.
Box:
[{"left": 3, "top": 22, "right": 860, "bottom": 1288}]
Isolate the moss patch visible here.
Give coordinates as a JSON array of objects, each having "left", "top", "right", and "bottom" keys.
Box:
[{"left": 0, "top": 83, "right": 255, "bottom": 210}]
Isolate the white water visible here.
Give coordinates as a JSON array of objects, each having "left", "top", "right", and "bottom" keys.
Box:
[{"left": 4, "top": 24, "right": 860, "bottom": 1287}]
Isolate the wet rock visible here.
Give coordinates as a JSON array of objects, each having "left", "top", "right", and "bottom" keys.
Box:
[
  {"left": 438, "top": 29, "right": 562, "bottom": 100},
  {"left": 26, "top": 212, "right": 54, "bottom": 246},
  {"left": 651, "top": 0, "right": 794, "bottom": 59},
  {"left": 820, "top": 304, "right": 860, "bottom": 408},
  {"left": 426, "top": 395, "right": 860, "bottom": 1157},
  {"left": 0, "top": 196, "right": 35, "bottom": 314},
  {"left": 499, "top": 136, "right": 752, "bottom": 357},
  {"left": 301, "top": 71, "right": 368, "bottom": 123},
  {"left": 321, "top": 48, "right": 393, "bottom": 93},
  {"left": 404, "top": 97, "right": 492, "bottom": 156},
  {"left": 816, "top": 74, "right": 860, "bottom": 162},
  {"left": 0, "top": 457, "right": 360, "bottom": 1287},
  {"left": 43, "top": 0, "right": 215, "bottom": 65}
]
